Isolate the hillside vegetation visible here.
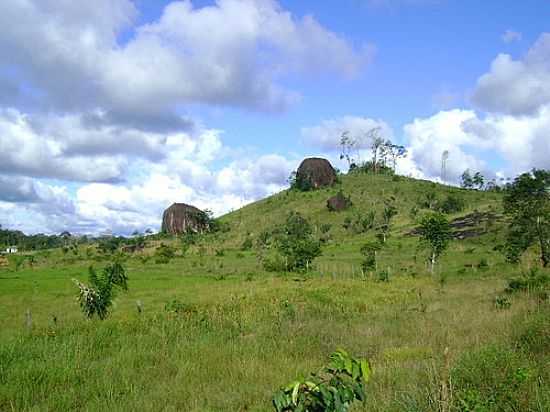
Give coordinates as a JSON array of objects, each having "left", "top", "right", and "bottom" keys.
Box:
[{"left": 1, "top": 173, "right": 548, "bottom": 411}]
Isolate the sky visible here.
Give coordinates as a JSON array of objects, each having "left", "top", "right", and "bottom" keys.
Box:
[{"left": 1, "top": 0, "right": 550, "bottom": 235}]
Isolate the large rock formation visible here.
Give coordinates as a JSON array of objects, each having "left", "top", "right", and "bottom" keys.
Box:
[
  {"left": 327, "top": 191, "right": 352, "bottom": 212},
  {"left": 161, "top": 203, "right": 209, "bottom": 235},
  {"left": 295, "top": 158, "right": 337, "bottom": 190}
]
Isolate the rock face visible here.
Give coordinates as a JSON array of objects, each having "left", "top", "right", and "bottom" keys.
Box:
[
  {"left": 296, "top": 158, "right": 337, "bottom": 190},
  {"left": 161, "top": 203, "right": 208, "bottom": 235},
  {"left": 327, "top": 191, "right": 352, "bottom": 212}
]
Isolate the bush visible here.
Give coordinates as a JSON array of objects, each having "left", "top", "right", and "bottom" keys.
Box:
[
  {"left": 155, "top": 243, "right": 176, "bottom": 264},
  {"left": 505, "top": 268, "right": 549, "bottom": 294},
  {"left": 439, "top": 194, "right": 465, "bottom": 214},
  {"left": 451, "top": 345, "right": 536, "bottom": 411},
  {"left": 164, "top": 299, "right": 196, "bottom": 315},
  {"left": 72, "top": 262, "right": 128, "bottom": 320},
  {"left": 513, "top": 308, "right": 550, "bottom": 356},
  {"left": 241, "top": 237, "right": 254, "bottom": 251},
  {"left": 360, "top": 242, "right": 381, "bottom": 272},
  {"left": 263, "top": 254, "right": 287, "bottom": 272},
  {"left": 272, "top": 349, "right": 370, "bottom": 412},
  {"left": 277, "top": 212, "right": 322, "bottom": 271}
]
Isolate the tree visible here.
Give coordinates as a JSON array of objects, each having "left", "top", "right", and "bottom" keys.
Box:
[
  {"left": 473, "top": 171, "right": 485, "bottom": 190},
  {"left": 461, "top": 169, "right": 474, "bottom": 189},
  {"left": 360, "top": 241, "right": 381, "bottom": 273},
  {"left": 377, "top": 198, "right": 398, "bottom": 243},
  {"left": 369, "top": 128, "right": 384, "bottom": 174},
  {"left": 339, "top": 131, "right": 358, "bottom": 170},
  {"left": 277, "top": 212, "right": 322, "bottom": 271},
  {"left": 73, "top": 262, "right": 128, "bottom": 320},
  {"left": 503, "top": 169, "right": 550, "bottom": 267},
  {"left": 386, "top": 142, "right": 407, "bottom": 172},
  {"left": 418, "top": 212, "right": 452, "bottom": 273}
]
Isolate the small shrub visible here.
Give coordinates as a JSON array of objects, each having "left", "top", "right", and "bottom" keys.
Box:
[
  {"left": 73, "top": 262, "right": 128, "bottom": 320},
  {"left": 272, "top": 349, "right": 370, "bottom": 412},
  {"left": 439, "top": 194, "right": 466, "bottom": 214},
  {"left": 513, "top": 308, "right": 550, "bottom": 356},
  {"left": 494, "top": 295, "right": 511, "bottom": 310},
  {"left": 505, "top": 268, "right": 549, "bottom": 294},
  {"left": 164, "top": 299, "right": 195, "bottom": 315},
  {"left": 360, "top": 242, "right": 381, "bottom": 273},
  {"left": 155, "top": 243, "right": 176, "bottom": 264},
  {"left": 241, "top": 238, "right": 254, "bottom": 251},
  {"left": 263, "top": 254, "right": 287, "bottom": 272},
  {"left": 376, "top": 269, "right": 390, "bottom": 282},
  {"left": 477, "top": 258, "right": 489, "bottom": 269},
  {"left": 215, "top": 248, "right": 225, "bottom": 257},
  {"left": 451, "top": 345, "right": 536, "bottom": 411}
]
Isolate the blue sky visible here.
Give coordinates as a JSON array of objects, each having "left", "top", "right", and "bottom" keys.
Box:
[{"left": 0, "top": 0, "right": 549, "bottom": 234}]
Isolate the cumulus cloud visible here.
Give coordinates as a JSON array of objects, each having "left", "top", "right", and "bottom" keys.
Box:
[
  {"left": 403, "top": 106, "right": 550, "bottom": 182},
  {"left": 403, "top": 109, "right": 488, "bottom": 182},
  {"left": 472, "top": 33, "right": 550, "bottom": 116},
  {"left": 0, "top": 0, "right": 371, "bottom": 122}
]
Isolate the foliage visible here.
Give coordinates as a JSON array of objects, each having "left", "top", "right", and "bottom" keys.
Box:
[
  {"left": 155, "top": 243, "right": 176, "bottom": 264},
  {"left": 276, "top": 212, "right": 322, "bottom": 271},
  {"left": 262, "top": 253, "right": 287, "bottom": 272},
  {"left": 439, "top": 194, "right": 465, "bottom": 214},
  {"left": 505, "top": 268, "right": 549, "bottom": 294},
  {"left": 418, "top": 212, "right": 452, "bottom": 272},
  {"left": 451, "top": 345, "right": 536, "bottom": 412},
  {"left": 360, "top": 242, "right": 381, "bottom": 272},
  {"left": 164, "top": 299, "right": 196, "bottom": 315},
  {"left": 513, "top": 307, "right": 550, "bottom": 356},
  {"left": 493, "top": 295, "right": 511, "bottom": 310},
  {"left": 377, "top": 198, "right": 397, "bottom": 243},
  {"left": 272, "top": 349, "right": 370, "bottom": 412},
  {"left": 97, "top": 237, "right": 125, "bottom": 255},
  {"left": 289, "top": 171, "right": 313, "bottom": 192},
  {"left": 503, "top": 169, "right": 550, "bottom": 267},
  {"left": 73, "top": 262, "right": 128, "bottom": 320},
  {"left": 241, "top": 237, "right": 254, "bottom": 251}
]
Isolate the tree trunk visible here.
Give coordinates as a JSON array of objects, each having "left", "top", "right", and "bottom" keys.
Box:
[{"left": 431, "top": 252, "right": 436, "bottom": 274}]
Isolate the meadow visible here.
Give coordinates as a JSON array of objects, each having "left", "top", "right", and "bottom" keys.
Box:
[{"left": 1, "top": 173, "right": 549, "bottom": 411}]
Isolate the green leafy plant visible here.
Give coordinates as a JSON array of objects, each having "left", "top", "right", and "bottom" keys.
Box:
[
  {"left": 272, "top": 349, "right": 370, "bottom": 412},
  {"left": 505, "top": 268, "right": 549, "bottom": 294},
  {"left": 72, "top": 262, "right": 128, "bottom": 320},
  {"left": 494, "top": 295, "right": 511, "bottom": 310},
  {"left": 503, "top": 169, "right": 550, "bottom": 266},
  {"left": 360, "top": 242, "right": 381, "bottom": 273},
  {"left": 418, "top": 212, "right": 452, "bottom": 273},
  {"left": 276, "top": 212, "right": 322, "bottom": 271},
  {"left": 241, "top": 237, "right": 254, "bottom": 251},
  {"left": 155, "top": 243, "right": 176, "bottom": 264}
]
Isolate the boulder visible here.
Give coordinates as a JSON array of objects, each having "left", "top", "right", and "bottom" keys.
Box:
[
  {"left": 295, "top": 158, "right": 337, "bottom": 190},
  {"left": 161, "top": 203, "right": 209, "bottom": 235},
  {"left": 327, "top": 191, "right": 352, "bottom": 212}
]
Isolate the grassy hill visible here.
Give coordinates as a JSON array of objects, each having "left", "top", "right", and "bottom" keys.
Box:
[{"left": 0, "top": 172, "right": 548, "bottom": 411}]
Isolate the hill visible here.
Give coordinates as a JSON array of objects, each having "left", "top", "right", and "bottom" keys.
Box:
[{"left": 0, "top": 172, "right": 548, "bottom": 412}]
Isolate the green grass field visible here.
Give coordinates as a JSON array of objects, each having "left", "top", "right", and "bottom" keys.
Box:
[{"left": 1, "top": 173, "right": 549, "bottom": 411}]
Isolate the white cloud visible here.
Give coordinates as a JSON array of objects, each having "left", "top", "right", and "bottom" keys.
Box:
[
  {"left": 0, "top": 109, "right": 126, "bottom": 182},
  {"left": 472, "top": 33, "right": 550, "bottom": 116},
  {"left": 0, "top": 0, "right": 370, "bottom": 119},
  {"left": 403, "top": 106, "right": 550, "bottom": 182},
  {"left": 502, "top": 30, "right": 522, "bottom": 44},
  {"left": 403, "top": 109, "right": 489, "bottom": 182}
]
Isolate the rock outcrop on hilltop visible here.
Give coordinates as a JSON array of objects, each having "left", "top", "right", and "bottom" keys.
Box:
[
  {"left": 295, "top": 158, "right": 337, "bottom": 190},
  {"left": 161, "top": 203, "right": 209, "bottom": 235}
]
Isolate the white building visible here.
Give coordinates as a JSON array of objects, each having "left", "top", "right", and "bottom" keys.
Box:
[{"left": 5, "top": 246, "right": 18, "bottom": 254}]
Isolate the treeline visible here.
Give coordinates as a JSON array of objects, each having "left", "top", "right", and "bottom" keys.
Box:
[{"left": 0, "top": 226, "right": 77, "bottom": 251}]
